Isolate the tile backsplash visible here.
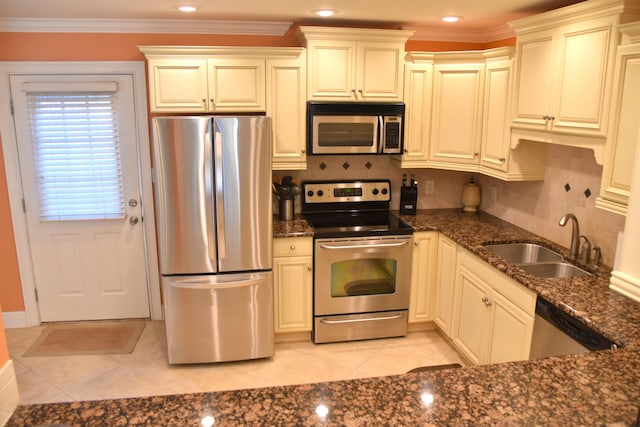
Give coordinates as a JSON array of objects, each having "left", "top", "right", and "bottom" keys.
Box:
[{"left": 276, "top": 144, "right": 625, "bottom": 267}]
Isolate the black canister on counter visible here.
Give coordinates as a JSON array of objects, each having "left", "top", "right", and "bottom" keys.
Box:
[{"left": 400, "top": 174, "right": 417, "bottom": 215}]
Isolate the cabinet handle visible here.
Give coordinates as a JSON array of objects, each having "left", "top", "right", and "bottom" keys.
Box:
[
  {"left": 474, "top": 152, "right": 479, "bottom": 157},
  {"left": 301, "top": 148, "right": 306, "bottom": 154},
  {"left": 290, "top": 245, "right": 296, "bottom": 250},
  {"left": 499, "top": 157, "right": 506, "bottom": 162},
  {"left": 548, "top": 115, "right": 555, "bottom": 121},
  {"left": 404, "top": 148, "right": 408, "bottom": 153},
  {"left": 414, "top": 241, "right": 419, "bottom": 246},
  {"left": 202, "top": 98, "right": 206, "bottom": 105},
  {"left": 307, "top": 265, "right": 312, "bottom": 271},
  {"left": 482, "top": 296, "right": 492, "bottom": 307}
]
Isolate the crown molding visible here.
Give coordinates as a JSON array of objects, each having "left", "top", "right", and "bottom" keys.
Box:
[
  {"left": 405, "top": 24, "right": 515, "bottom": 43},
  {"left": 0, "top": 18, "right": 292, "bottom": 35}
]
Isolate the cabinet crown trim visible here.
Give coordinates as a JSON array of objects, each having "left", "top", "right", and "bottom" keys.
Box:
[
  {"left": 296, "top": 26, "right": 414, "bottom": 43},
  {"left": 138, "top": 45, "right": 305, "bottom": 58}
]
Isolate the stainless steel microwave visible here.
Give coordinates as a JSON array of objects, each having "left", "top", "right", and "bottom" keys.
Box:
[{"left": 307, "top": 102, "right": 405, "bottom": 155}]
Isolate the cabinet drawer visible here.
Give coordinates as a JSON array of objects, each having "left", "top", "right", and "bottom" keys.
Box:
[
  {"left": 274, "top": 237, "right": 313, "bottom": 257},
  {"left": 458, "top": 248, "right": 536, "bottom": 315}
]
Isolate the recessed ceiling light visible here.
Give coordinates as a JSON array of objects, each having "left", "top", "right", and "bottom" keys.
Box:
[
  {"left": 442, "top": 15, "right": 461, "bottom": 23},
  {"left": 178, "top": 5, "right": 198, "bottom": 13},
  {"left": 314, "top": 9, "right": 336, "bottom": 17}
]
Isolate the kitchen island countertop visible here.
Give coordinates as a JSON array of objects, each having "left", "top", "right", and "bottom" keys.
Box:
[{"left": 8, "top": 209, "right": 640, "bottom": 426}]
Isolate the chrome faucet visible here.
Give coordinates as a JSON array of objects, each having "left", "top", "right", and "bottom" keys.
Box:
[{"left": 559, "top": 213, "right": 580, "bottom": 258}]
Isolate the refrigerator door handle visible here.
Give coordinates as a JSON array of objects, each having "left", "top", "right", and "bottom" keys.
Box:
[
  {"left": 213, "top": 124, "right": 227, "bottom": 260},
  {"left": 204, "top": 126, "right": 216, "bottom": 265},
  {"left": 168, "top": 275, "right": 268, "bottom": 290}
]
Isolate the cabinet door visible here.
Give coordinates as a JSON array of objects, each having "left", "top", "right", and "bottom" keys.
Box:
[
  {"left": 357, "top": 42, "right": 404, "bottom": 101},
  {"left": 395, "top": 62, "right": 433, "bottom": 166},
  {"left": 452, "top": 265, "right": 493, "bottom": 365},
  {"left": 409, "top": 232, "right": 438, "bottom": 323},
  {"left": 268, "top": 58, "right": 307, "bottom": 170},
  {"left": 598, "top": 45, "right": 640, "bottom": 215},
  {"left": 273, "top": 255, "right": 313, "bottom": 333},
  {"left": 306, "top": 40, "right": 356, "bottom": 100},
  {"left": 147, "top": 59, "right": 209, "bottom": 112},
  {"left": 208, "top": 59, "right": 265, "bottom": 111},
  {"left": 434, "top": 235, "right": 457, "bottom": 336},
  {"left": 487, "top": 290, "right": 534, "bottom": 364},
  {"left": 551, "top": 18, "right": 615, "bottom": 137},
  {"left": 430, "top": 64, "right": 484, "bottom": 166},
  {"left": 481, "top": 59, "right": 512, "bottom": 172},
  {"left": 512, "top": 31, "right": 554, "bottom": 130}
]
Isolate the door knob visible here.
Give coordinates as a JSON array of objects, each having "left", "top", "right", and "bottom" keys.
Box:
[
  {"left": 128, "top": 198, "right": 138, "bottom": 207},
  {"left": 129, "top": 216, "right": 139, "bottom": 225}
]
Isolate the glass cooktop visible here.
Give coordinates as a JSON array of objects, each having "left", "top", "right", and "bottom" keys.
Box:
[{"left": 304, "top": 211, "right": 413, "bottom": 238}]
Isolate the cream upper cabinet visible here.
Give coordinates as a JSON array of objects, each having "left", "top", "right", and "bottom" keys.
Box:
[
  {"left": 597, "top": 23, "right": 640, "bottom": 216},
  {"left": 207, "top": 59, "right": 265, "bottom": 112},
  {"left": 273, "top": 237, "right": 313, "bottom": 334},
  {"left": 391, "top": 55, "right": 434, "bottom": 167},
  {"left": 145, "top": 56, "right": 265, "bottom": 113},
  {"left": 429, "top": 62, "right": 484, "bottom": 168},
  {"left": 146, "top": 58, "right": 210, "bottom": 112},
  {"left": 508, "top": 0, "right": 638, "bottom": 156},
  {"left": 408, "top": 232, "right": 438, "bottom": 324},
  {"left": 451, "top": 248, "right": 535, "bottom": 365},
  {"left": 296, "top": 26, "right": 414, "bottom": 101},
  {"left": 434, "top": 234, "right": 458, "bottom": 336},
  {"left": 267, "top": 50, "right": 307, "bottom": 170}
]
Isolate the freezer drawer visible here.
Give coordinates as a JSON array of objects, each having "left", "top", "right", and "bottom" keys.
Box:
[{"left": 163, "top": 272, "right": 274, "bottom": 364}]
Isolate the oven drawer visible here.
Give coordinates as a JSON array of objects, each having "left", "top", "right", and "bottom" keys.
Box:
[
  {"left": 314, "top": 310, "right": 408, "bottom": 343},
  {"left": 274, "top": 237, "right": 313, "bottom": 257}
]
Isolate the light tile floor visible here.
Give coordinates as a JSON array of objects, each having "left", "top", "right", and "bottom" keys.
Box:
[{"left": 6, "top": 321, "right": 465, "bottom": 405}]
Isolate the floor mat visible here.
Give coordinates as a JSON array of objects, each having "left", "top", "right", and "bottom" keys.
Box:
[
  {"left": 23, "top": 321, "right": 145, "bottom": 357},
  {"left": 406, "top": 363, "right": 462, "bottom": 374}
]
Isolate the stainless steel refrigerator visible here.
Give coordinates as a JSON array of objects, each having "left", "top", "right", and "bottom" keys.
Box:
[{"left": 151, "top": 116, "right": 274, "bottom": 364}]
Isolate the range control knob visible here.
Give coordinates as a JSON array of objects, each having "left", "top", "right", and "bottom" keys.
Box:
[
  {"left": 372, "top": 188, "right": 379, "bottom": 195},
  {"left": 317, "top": 190, "right": 324, "bottom": 197},
  {"left": 381, "top": 188, "right": 388, "bottom": 195},
  {"left": 307, "top": 190, "right": 314, "bottom": 197}
]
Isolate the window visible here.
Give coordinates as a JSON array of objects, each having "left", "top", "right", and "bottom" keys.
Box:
[{"left": 23, "top": 81, "right": 125, "bottom": 221}]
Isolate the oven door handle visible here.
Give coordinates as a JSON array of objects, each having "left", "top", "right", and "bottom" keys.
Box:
[
  {"left": 319, "top": 313, "right": 404, "bottom": 324},
  {"left": 319, "top": 241, "right": 409, "bottom": 250}
]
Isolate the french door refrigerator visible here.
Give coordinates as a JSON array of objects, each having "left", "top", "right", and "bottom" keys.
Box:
[{"left": 151, "top": 116, "right": 274, "bottom": 364}]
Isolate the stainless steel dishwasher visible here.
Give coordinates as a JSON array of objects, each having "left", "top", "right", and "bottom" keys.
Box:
[{"left": 529, "top": 297, "right": 617, "bottom": 359}]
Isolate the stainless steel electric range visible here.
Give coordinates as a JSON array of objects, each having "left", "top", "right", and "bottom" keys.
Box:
[{"left": 301, "top": 179, "right": 414, "bottom": 344}]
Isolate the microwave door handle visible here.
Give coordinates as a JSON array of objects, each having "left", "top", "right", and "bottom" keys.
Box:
[{"left": 378, "top": 115, "right": 384, "bottom": 153}]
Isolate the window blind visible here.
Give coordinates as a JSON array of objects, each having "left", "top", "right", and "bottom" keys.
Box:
[{"left": 24, "top": 84, "right": 125, "bottom": 221}]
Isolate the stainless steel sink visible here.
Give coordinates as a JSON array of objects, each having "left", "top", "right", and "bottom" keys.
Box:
[
  {"left": 483, "top": 243, "right": 562, "bottom": 264},
  {"left": 518, "top": 262, "right": 592, "bottom": 278}
]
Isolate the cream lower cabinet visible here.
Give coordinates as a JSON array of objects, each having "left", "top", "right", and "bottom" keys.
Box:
[
  {"left": 451, "top": 248, "right": 535, "bottom": 365},
  {"left": 408, "top": 232, "right": 438, "bottom": 324},
  {"left": 434, "top": 234, "right": 458, "bottom": 336},
  {"left": 267, "top": 51, "right": 307, "bottom": 170},
  {"left": 597, "top": 23, "right": 640, "bottom": 216},
  {"left": 273, "top": 237, "right": 313, "bottom": 333}
]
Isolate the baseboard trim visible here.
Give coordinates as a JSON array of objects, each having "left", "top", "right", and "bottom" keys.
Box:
[
  {"left": 407, "top": 321, "right": 437, "bottom": 333},
  {"left": 0, "top": 360, "right": 19, "bottom": 426},
  {"left": 1, "top": 312, "right": 27, "bottom": 329},
  {"left": 274, "top": 331, "right": 311, "bottom": 344}
]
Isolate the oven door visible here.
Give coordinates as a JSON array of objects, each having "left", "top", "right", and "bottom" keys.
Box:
[
  {"left": 312, "top": 115, "right": 380, "bottom": 154},
  {"left": 314, "top": 235, "right": 412, "bottom": 316}
]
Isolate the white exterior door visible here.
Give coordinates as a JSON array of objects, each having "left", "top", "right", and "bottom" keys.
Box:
[{"left": 9, "top": 73, "right": 150, "bottom": 322}]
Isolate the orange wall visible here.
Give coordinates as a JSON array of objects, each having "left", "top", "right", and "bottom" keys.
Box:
[{"left": 0, "top": 30, "right": 510, "bottom": 314}]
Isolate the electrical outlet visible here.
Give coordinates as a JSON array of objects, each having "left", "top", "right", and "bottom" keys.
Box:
[{"left": 425, "top": 180, "right": 435, "bottom": 195}]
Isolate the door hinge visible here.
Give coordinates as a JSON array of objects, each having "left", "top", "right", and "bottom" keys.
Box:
[
  {"left": 9, "top": 99, "right": 14, "bottom": 116},
  {"left": 34, "top": 288, "right": 39, "bottom": 302},
  {"left": 21, "top": 198, "right": 26, "bottom": 213}
]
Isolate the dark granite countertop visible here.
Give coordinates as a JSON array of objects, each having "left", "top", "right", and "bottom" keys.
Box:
[{"left": 9, "top": 209, "right": 640, "bottom": 426}]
